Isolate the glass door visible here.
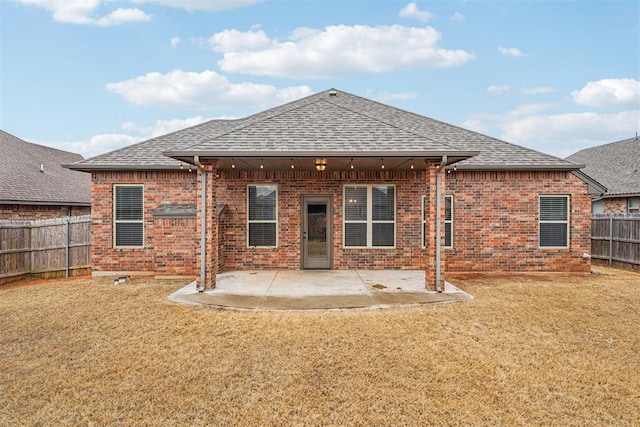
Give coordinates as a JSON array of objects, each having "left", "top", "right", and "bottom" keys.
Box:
[{"left": 302, "top": 196, "right": 332, "bottom": 269}]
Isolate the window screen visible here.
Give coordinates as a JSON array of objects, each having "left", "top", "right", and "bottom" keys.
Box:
[
  {"left": 539, "top": 196, "right": 569, "bottom": 248},
  {"left": 248, "top": 185, "right": 277, "bottom": 247},
  {"left": 114, "top": 185, "right": 143, "bottom": 247},
  {"left": 422, "top": 195, "right": 453, "bottom": 248},
  {"left": 344, "top": 185, "right": 395, "bottom": 247}
]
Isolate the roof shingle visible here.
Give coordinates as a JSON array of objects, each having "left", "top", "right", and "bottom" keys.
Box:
[
  {"left": 0, "top": 130, "right": 91, "bottom": 205},
  {"left": 68, "top": 89, "right": 581, "bottom": 171},
  {"left": 567, "top": 137, "right": 640, "bottom": 196}
]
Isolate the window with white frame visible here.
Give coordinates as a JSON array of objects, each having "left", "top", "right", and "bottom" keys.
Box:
[
  {"left": 114, "top": 185, "right": 144, "bottom": 247},
  {"left": 344, "top": 185, "right": 395, "bottom": 247},
  {"left": 247, "top": 185, "right": 277, "bottom": 247},
  {"left": 422, "top": 195, "right": 453, "bottom": 248},
  {"left": 539, "top": 195, "right": 569, "bottom": 248},
  {"left": 628, "top": 197, "right": 639, "bottom": 214}
]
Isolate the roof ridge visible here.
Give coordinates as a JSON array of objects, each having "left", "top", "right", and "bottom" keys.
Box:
[
  {"left": 177, "top": 90, "right": 333, "bottom": 151},
  {"left": 323, "top": 91, "right": 459, "bottom": 150},
  {"left": 326, "top": 90, "right": 576, "bottom": 166},
  {"left": 0, "top": 129, "right": 85, "bottom": 159},
  {"left": 570, "top": 135, "right": 639, "bottom": 157}
]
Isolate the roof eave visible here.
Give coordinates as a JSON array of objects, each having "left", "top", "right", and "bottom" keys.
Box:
[
  {"left": 0, "top": 200, "right": 91, "bottom": 207},
  {"left": 602, "top": 192, "right": 640, "bottom": 198},
  {"left": 64, "top": 164, "right": 182, "bottom": 173},
  {"left": 453, "top": 164, "right": 585, "bottom": 171},
  {"left": 163, "top": 149, "right": 480, "bottom": 161}
]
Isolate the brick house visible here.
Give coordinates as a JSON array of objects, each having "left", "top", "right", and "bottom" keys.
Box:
[
  {"left": 1, "top": 130, "right": 91, "bottom": 220},
  {"left": 567, "top": 136, "right": 640, "bottom": 214},
  {"left": 69, "top": 89, "right": 594, "bottom": 290}
]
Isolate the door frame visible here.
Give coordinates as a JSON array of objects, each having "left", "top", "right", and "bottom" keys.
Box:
[{"left": 301, "top": 195, "right": 333, "bottom": 269}]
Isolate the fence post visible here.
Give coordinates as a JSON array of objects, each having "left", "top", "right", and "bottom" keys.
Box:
[
  {"left": 608, "top": 215, "right": 613, "bottom": 266},
  {"left": 64, "top": 217, "right": 70, "bottom": 278}
]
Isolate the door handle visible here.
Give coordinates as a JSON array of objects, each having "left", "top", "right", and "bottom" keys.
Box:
[{"left": 303, "top": 231, "right": 308, "bottom": 240}]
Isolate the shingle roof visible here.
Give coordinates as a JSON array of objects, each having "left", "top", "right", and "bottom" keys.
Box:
[
  {"left": 68, "top": 88, "right": 581, "bottom": 171},
  {"left": 566, "top": 137, "right": 640, "bottom": 196},
  {"left": 0, "top": 130, "right": 91, "bottom": 205}
]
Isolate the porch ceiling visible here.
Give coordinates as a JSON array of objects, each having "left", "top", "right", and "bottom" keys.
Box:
[{"left": 166, "top": 154, "right": 476, "bottom": 172}]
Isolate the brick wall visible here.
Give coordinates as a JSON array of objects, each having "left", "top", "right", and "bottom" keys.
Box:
[
  {"left": 445, "top": 170, "right": 591, "bottom": 273},
  {"left": 0, "top": 204, "right": 90, "bottom": 220},
  {"left": 90, "top": 167, "right": 591, "bottom": 277},
  {"left": 91, "top": 170, "right": 198, "bottom": 274},
  {"left": 216, "top": 169, "right": 430, "bottom": 272},
  {"left": 603, "top": 197, "right": 630, "bottom": 214},
  {"left": 153, "top": 217, "right": 197, "bottom": 276}
]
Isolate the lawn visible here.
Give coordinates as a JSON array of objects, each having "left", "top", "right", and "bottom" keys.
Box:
[{"left": 1, "top": 267, "right": 638, "bottom": 426}]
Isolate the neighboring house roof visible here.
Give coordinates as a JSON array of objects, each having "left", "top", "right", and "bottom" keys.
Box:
[
  {"left": 0, "top": 130, "right": 91, "bottom": 206},
  {"left": 68, "top": 89, "right": 582, "bottom": 172},
  {"left": 567, "top": 136, "right": 640, "bottom": 197}
]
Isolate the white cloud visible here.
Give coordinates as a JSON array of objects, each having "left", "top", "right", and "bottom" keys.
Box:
[
  {"left": 31, "top": 134, "right": 142, "bottom": 159},
  {"left": 500, "top": 110, "right": 639, "bottom": 156},
  {"left": 131, "top": 0, "right": 259, "bottom": 12},
  {"left": 95, "top": 8, "right": 151, "bottom": 27},
  {"left": 210, "top": 25, "right": 475, "bottom": 78},
  {"left": 105, "top": 69, "right": 313, "bottom": 108},
  {"left": 504, "top": 102, "right": 559, "bottom": 118},
  {"left": 520, "top": 86, "right": 555, "bottom": 95},
  {"left": 170, "top": 37, "right": 181, "bottom": 47},
  {"left": 16, "top": 0, "right": 151, "bottom": 26},
  {"left": 207, "top": 29, "right": 273, "bottom": 53},
  {"left": 398, "top": 2, "right": 434, "bottom": 22},
  {"left": 498, "top": 46, "right": 526, "bottom": 57},
  {"left": 450, "top": 12, "right": 464, "bottom": 22},
  {"left": 488, "top": 84, "right": 510, "bottom": 95},
  {"left": 571, "top": 78, "right": 640, "bottom": 108},
  {"left": 123, "top": 116, "right": 212, "bottom": 137},
  {"left": 461, "top": 119, "right": 488, "bottom": 134},
  {"left": 32, "top": 116, "right": 222, "bottom": 158}
]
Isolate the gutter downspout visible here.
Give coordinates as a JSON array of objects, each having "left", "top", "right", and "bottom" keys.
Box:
[
  {"left": 195, "top": 155, "right": 206, "bottom": 292},
  {"left": 435, "top": 155, "right": 447, "bottom": 293}
]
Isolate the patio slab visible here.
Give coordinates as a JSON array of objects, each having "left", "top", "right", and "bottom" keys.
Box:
[{"left": 168, "top": 270, "right": 473, "bottom": 311}]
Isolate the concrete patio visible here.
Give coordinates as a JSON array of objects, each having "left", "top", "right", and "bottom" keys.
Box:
[{"left": 168, "top": 270, "right": 474, "bottom": 311}]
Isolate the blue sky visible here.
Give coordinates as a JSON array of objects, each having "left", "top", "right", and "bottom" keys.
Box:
[{"left": 1, "top": 0, "right": 638, "bottom": 159}]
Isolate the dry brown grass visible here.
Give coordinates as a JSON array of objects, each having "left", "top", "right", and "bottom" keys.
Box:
[{"left": 1, "top": 267, "right": 639, "bottom": 426}]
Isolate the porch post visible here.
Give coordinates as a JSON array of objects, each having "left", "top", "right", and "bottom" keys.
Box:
[
  {"left": 424, "top": 160, "right": 446, "bottom": 291},
  {"left": 197, "top": 160, "right": 218, "bottom": 290}
]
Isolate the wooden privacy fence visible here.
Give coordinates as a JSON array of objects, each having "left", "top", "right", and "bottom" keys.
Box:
[
  {"left": 591, "top": 214, "right": 640, "bottom": 269},
  {"left": 0, "top": 215, "right": 91, "bottom": 283}
]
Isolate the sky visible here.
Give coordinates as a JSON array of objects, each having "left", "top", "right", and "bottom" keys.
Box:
[{"left": 1, "top": 0, "right": 639, "bottom": 160}]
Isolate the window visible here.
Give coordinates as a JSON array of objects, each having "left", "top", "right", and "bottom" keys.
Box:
[
  {"left": 445, "top": 195, "right": 453, "bottom": 248},
  {"left": 248, "top": 185, "right": 277, "bottom": 247},
  {"left": 114, "top": 185, "right": 144, "bottom": 247},
  {"left": 422, "top": 195, "right": 453, "bottom": 248},
  {"left": 592, "top": 199, "right": 604, "bottom": 215},
  {"left": 344, "top": 185, "right": 395, "bottom": 247},
  {"left": 539, "top": 195, "right": 569, "bottom": 248},
  {"left": 628, "top": 198, "right": 639, "bottom": 214}
]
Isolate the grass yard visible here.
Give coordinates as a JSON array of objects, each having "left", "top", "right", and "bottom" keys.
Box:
[{"left": 1, "top": 267, "right": 639, "bottom": 426}]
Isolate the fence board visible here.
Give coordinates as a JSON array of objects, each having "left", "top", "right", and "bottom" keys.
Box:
[
  {"left": 0, "top": 215, "right": 91, "bottom": 283},
  {"left": 591, "top": 214, "right": 640, "bottom": 269}
]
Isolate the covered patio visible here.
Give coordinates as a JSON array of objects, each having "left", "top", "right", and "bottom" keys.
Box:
[{"left": 168, "top": 269, "right": 473, "bottom": 311}]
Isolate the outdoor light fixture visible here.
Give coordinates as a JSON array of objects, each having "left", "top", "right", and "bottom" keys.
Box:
[
  {"left": 231, "top": 158, "right": 235, "bottom": 169},
  {"left": 349, "top": 158, "right": 355, "bottom": 170},
  {"left": 290, "top": 159, "right": 295, "bottom": 169},
  {"left": 315, "top": 158, "right": 327, "bottom": 171},
  {"left": 260, "top": 158, "right": 264, "bottom": 169},
  {"left": 381, "top": 158, "right": 385, "bottom": 170}
]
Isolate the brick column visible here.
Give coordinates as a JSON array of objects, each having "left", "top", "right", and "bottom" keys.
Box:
[
  {"left": 197, "top": 160, "right": 218, "bottom": 290},
  {"left": 424, "top": 160, "right": 446, "bottom": 291}
]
